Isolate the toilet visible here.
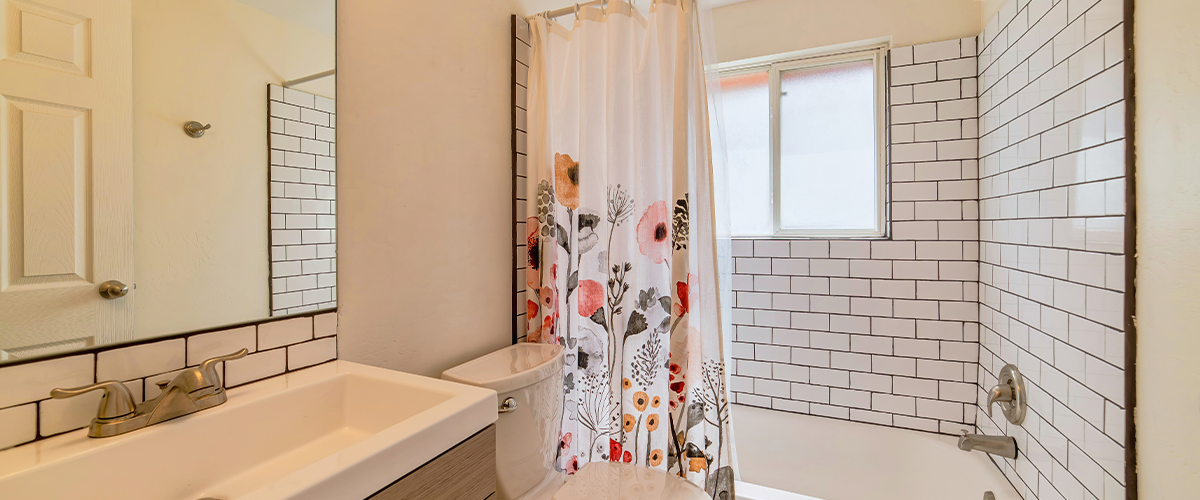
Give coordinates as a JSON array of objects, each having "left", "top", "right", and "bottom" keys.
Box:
[{"left": 443, "top": 343, "right": 710, "bottom": 500}]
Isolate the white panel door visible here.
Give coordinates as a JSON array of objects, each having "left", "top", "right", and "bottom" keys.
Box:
[{"left": 0, "top": 0, "right": 133, "bottom": 354}]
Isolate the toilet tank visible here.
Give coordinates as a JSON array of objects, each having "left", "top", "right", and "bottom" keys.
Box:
[{"left": 442, "top": 343, "right": 564, "bottom": 500}]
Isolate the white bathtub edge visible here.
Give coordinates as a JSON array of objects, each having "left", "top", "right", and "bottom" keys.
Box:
[{"left": 735, "top": 481, "right": 823, "bottom": 500}]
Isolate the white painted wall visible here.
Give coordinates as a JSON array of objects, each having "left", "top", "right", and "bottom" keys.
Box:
[
  {"left": 710, "top": 0, "right": 981, "bottom": 62},
  {"left": 336, "top": 0, "right": 518, "bottom": 377},
  {"left": 1134, "top": 0, "right": 1200, "bottom": 496},
  {"left": 132, "top": 0, "right": 334, "bottom": 338}
]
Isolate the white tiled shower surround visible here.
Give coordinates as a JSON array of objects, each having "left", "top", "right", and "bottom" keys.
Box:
[
  {"left": 268, "top": 84, "right": 338, "bottom": 316},
  {"left": 975, "top": 0, "right": 1127, "bottom": 499},
  {"left": 0, "top": 312, "right": 337, "bottom": 450},
  {"left": 506, "top": 4, "right": 1127, "bottom": 498},
  {"left": 729, "top": 38, "right": 984, "bottom": 436}
]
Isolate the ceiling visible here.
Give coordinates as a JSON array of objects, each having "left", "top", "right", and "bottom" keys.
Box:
[{"left": 232, "top": 0, "right": 335, "bottom": 38}]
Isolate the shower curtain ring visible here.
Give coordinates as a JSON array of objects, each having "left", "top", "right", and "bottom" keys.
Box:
[{"left": 574, "top": 3, "right": 580, "bottom": 22}]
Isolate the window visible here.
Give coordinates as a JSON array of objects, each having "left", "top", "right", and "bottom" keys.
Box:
[{"left": 719, "top": 46, "right": 887, "bottom": 238}]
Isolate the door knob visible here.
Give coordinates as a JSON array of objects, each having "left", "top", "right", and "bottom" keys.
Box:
[{"left": 98, "top": 280, "right": 129, "bottom": 299}]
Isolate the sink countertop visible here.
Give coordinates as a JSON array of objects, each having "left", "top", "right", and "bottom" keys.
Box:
[{"left": 0, "top": 361, "right": 498, "bottom": 500}]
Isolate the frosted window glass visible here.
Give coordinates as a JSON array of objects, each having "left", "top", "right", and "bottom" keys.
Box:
[
  {"left": 778, "top": 60, "right": 877, "bottom": 231},
  {"left": 719, "top": 71, "right": 772, "bottom": 236}
]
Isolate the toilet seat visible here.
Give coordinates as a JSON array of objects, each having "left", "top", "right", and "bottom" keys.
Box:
[{"left": 551, "top": 462, "right": 711, "bottom": 500}]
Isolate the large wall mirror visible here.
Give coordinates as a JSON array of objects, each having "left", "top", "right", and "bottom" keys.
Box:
[{"left": 0, "top": 0, "right": 336, "bottom": 361}]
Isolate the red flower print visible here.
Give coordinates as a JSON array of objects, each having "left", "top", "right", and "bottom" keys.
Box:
[
  {"left": 636, "top": 201, "right": 671, "bottom": 264},
  {"left": 609, "top": 439, "right": 622, "bottom": 462},
  {"left": 670, "top": 381, "right": 685, "bottom": 394},
  {"left": 559, "top": 432, "right": 572, "bottom": 452},
  {"left": 566, "top": 455, "right": 579, "bottom": 474},
  {"left": 673, "top": 274, "right": 696, "bottom": 318},
  {"left": 539, "top": 314, "right": 555, "bottom": 343},
  {"left": 670, "top": 362, "right": 682, "bottom": 375},
  {"left": 541, "top": 286, "right": 556, "bottom": 312},
  {"left": 623, "top": 450, "right": 633, "bottom": 463},
  {"left": 578, "top": 279, "right": 604, "bottom": 317}
]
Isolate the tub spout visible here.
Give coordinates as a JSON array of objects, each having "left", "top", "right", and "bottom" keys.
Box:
[{"left": 958, "top": 431, "right": 1017, "bottom": 459}]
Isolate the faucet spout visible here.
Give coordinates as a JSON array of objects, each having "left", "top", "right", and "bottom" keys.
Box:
[{"left": 958, "top": 431, "right": 1017, "bottom": 459}]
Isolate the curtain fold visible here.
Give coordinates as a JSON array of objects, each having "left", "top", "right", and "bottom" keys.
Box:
[{"left": 525, "top": 1, "right": 735, "bottom": 497}]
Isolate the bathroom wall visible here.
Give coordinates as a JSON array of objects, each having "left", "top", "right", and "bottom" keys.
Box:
[
  {"left": 133, "top": 0, "right": 334, "bottom": 338},
  {"left": 267, "top": 85, "right": 338, "bottom": 316},
  {"left": 0, "top": 312, "right": 337, "bottom": 450},
  {"left": 973, "top": 1, "right": 1127, "bottom": 499},
  {"left": 727, "top": 39, "right": 983, "bottom": 435},
  {"left": 1135, "top": 0, "right": 1200, "bottom": 496},
  {"left": 710, "top": 0, "right": 982, "bottom": 63},
  {"left": 337, "top": 0, "right": 519, "bottom": 377}
]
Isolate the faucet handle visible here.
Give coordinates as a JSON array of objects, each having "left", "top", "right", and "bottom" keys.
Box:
[
  {"left": 51, "top": 381, "right": 136, "bottom": 420},
  {"left": 197, "top": 348, "right": 249, "bottom": 385},
  {"left": 986, "top": 364, "right": 1027, "bottom": 425},
  {"left": 986, "top": 383, "right": 1013, "bottom": 418}
]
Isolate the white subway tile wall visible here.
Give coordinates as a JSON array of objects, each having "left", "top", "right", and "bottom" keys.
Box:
[
  {"left": 269, "top": 84, "right": 338, "bottom": 316},
  {"left": 507, "top": 11, "right": 1129, "bottom": 497},
  {"left": 0, "top": 312, "right": 337, "bottom": 450},
  {"left": 514, "top": 17, "right": 531, "bottom": 342},
  {"left": 730, "top": 37, "right": 982, "bottom": 437},
  {"left": 976, "top": 0, "right": 1126, "bottom": 498}
]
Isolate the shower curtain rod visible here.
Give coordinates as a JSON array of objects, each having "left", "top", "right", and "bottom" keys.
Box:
[
  {"left": 525, "top": 0, "right": 605, "bottom": 20},
  {"left": 284, "top": 69, "right": 335, "bottom": 88}
]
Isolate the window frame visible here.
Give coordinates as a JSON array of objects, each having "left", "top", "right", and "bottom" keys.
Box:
[{"left": 719, "top": 42, "right": 890, "bottom": 239}]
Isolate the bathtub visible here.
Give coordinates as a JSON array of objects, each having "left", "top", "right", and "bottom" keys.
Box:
[{"left": 731, "top": 405, "right": 1019, "bottom": 500}]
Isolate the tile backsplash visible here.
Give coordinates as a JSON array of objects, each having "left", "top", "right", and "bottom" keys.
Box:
[
  {"left": 728, "top": 37, "right": 983, "bottom": 435},
  {"left": 976, "top": 0, "right": 1127, "bottom": 498},
  {"left": 0, "top": 312, "right": 337, "bottom": 450}
]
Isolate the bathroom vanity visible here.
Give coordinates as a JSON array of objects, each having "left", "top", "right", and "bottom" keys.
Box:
[
  {"left": 367, "top": 425, "right": 496, "bottom": 500},
  {"left": 0, "top": 362, "right": 498, "bottom": 500}
]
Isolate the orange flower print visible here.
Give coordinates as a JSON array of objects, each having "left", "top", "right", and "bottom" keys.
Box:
[
  {"left": 622, "top": 378, "right": 632, "bottom": 390},
  {"left": 636, "top": 201, "right": 671, "bottom": 264},
  {"left": 623, "top": 414, "right": 636, "bottom": 433},
  {"left": 645, "top": 413, "right": 659, "bottom": 431},
  {"left": 526, "top": 300, "right": 540, "bottom": 341},
  {"left": 633, "top": 391, "right": 649, "bottom": 412},
  {"left": 688, "top": 456, "right": 707, "bottom": 472},
  {"left": 649, "top": 449, "right": 663, "bottom": 467},
  {"left": 652, "top": 396, "right": 661, "bottom": 408},
  {"left": 554, "top": 153, "right": 580, "bottom": 209}
]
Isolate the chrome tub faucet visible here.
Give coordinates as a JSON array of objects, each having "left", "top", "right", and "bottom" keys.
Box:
[
  {"left": 958, "top": 431, "right": 1018, "bottom": 459},
  {"left": 50, "top": 349, "right": 248, "bottom": 438}
]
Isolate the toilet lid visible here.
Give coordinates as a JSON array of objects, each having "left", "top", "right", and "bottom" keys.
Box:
[{"left": 553, "top": 462, "right": 711, "bottom": 500}]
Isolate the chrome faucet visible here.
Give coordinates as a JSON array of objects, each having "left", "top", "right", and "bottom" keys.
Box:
[
  {"left": 986, "top": 364, "right": 1027, "bottom": 424},
  {"left": 958, "top": 431, "right": 1017, "bottom": 459},
  {"left": 50, "top": 349, "right": 248, "bottom": 438}
]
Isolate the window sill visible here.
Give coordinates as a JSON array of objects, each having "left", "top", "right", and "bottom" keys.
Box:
[{"left": 730, "top": 234, "right": 891, "bottom": 241}]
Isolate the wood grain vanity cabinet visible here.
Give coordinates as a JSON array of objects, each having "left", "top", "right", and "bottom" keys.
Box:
[{"left": 366, "top": 425, "right": 497, "bottom": 500}]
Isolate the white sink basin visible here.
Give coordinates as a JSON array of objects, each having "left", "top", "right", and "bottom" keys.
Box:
[{"left": 0, "top": 361, "right": 497, "bottom": 500}]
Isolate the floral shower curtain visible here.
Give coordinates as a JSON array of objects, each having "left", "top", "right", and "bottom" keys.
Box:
[{"left": 525, "top": 1, "right": 734, "bottom": 497}]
